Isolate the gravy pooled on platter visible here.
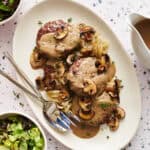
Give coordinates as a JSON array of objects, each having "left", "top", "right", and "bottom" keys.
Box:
[
  {"left": 135, "top": 19, "right": 150, "bottom": 49},
  {"left": 71, "top": 122, "right": 99, "bottom": 138}
]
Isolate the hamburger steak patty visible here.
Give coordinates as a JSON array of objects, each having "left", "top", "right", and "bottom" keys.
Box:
[
  {"left": 67, "top": 57, "right": 116, "bottom": 96},
  {"left": 36, "top": 20, "right": 80, "bottom": 58},
  {"left": 37, "top": 20, "right": 67, "bottom": 41},
  {"left": 72, "top": 92, "right": 117, "bottom": 126}
]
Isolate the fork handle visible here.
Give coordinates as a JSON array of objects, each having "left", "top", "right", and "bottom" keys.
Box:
[
  {"left": 0, "top": 69, "right": 47, "bottom": 103},
  {"left": 4, "top": 52, "right": 42, "bottom": 98}
]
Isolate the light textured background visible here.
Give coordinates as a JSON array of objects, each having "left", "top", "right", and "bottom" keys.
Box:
[{"left": 0, "top": 0, "right": 150, "bottom": 149}]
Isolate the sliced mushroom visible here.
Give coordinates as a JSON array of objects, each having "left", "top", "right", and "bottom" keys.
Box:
[
  {"left": 108, "top": 117, "right": 119, "bottom": 131},
  {"left": 47, "top": 90, "right": 60, "bottom": 98},
  {"left": 54, "top": 25, "right": 68, "bottom": 40},
  {"left": 97, "top": 66, "right": 106, "bottom": 74},
  {"left": 66, "top": 54, "right": 75, "bottom": 65},
  {"left": 79, "top": 98, "right": 92, "bottom": 112},
  {"left": 101, "top": 54, "right": 110, "bottom": 64},
  {"left": 116, "top": 107, "right": 125, "bottom": 120},
  {"left": 108, "top": 91, "right": 117, "bottom": 98},
  {"left": 105, "top": 79, "right": 122, "bottom": 103},
  {"left": 105, "top": 81, "right": 115, "bottom": 92},
  {"left": 79, "top": 24, "right": 95, "bottom": 41},
  {"left": 79, "top": 109, "right": 95, "bottom": 120},
  {"left": 79, "top": 24, "right": 95, "bottom": 32},
  {"left": 79, "top": 24, "right": 96, "bottom": 56},
  {"left": 95, "top": 54, "right": 110, "bottom": 74},
  {"left": 109, "top": 79, "right": 121, "bottom": 102},
  {"left": 58, "top": 89, "right": 70, "bottom": 101},
  {"left": 95, "top": 60, "right": 105, "bottom": 74},
  {"left": 83, "top": 79, "right": 97, "bottom": 95},
  {"left": 30, "top": 49, "right": 47, "bottom": 69}
]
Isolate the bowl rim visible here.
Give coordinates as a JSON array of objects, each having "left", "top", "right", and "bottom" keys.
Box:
[
  {"left": 0, "top": 111, "right": 47, "bottom": 150},
  {"left": 0, "top": 0, "right": 22, "bottom": 25}
]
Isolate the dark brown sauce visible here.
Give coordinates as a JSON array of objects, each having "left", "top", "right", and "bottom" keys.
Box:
[
  {"left": 135, "top": 19, "right": 150, "bottom": 49},
  {"left": 71, "top": 122, "right": 99, "bottom": 138},
  {"left": 70, "top": 96, "right": 100, "bottom": 138}
]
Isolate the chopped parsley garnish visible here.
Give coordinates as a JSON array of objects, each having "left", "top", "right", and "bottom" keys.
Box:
[
  {"left": 19, "top": 102, "right": 24, "bottom": 107},
  {"left": 99, "top": 103, "right": 111, "bottom": 109},
  {"left": 80, "top": 124, "right": 86, "bottom": 129},
  {"left": 12, "top": 90, "right": 20, "bottom": 99},
  {"left": 38, "top": 20, "right": 43, "bottom": 25},
  {"left": 67, "top": 17, "right": 72, "bottom": 23}
]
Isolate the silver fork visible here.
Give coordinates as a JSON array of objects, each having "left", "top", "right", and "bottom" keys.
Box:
[{"left": 0, "top": 52, "right": 80, "bottom": 132}]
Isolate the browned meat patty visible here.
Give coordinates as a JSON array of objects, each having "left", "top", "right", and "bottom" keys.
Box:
[
  {"left": 36, "top": 20, "right": 80, "bottom": 58},
  {"left": 72, "top": 92, "right": 117, "bottom": 126},
  {"left": 37, "top": 20, "right": 67, "bottom": 41},
  {"left": 67, "top": 57, "right": 116, "bottom": 96}
]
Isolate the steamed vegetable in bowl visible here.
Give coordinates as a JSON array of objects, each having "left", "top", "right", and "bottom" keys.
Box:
[
  {"left": 0, "top": 0, "right": 20, "bottom": 21},
  {"left": 0, "top": 115, "right": 44, "bottom": 150}
]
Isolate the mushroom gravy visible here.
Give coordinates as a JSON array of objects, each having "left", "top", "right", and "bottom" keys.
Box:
[
  {"left": 135, "top": 19, "right": 150, "bottom": 49},
  {"left": 71, "top": 122, "right": 99, "bottom": 138},
  {"left": 30, "top": 20, "right": 125, "bottom": 139}
]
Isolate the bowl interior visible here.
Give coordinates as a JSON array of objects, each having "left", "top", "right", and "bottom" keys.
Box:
[
  {"left": 0, "top": 111, "right": 47, "bottom": 150},
  {"left": 0, "top": 0, "right": 22, "bottom": 25}
]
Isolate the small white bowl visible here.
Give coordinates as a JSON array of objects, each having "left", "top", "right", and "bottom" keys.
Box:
[
  {"left": 0, "top": 111, "right": 47, "bottom": 150},
  {"left": 0, "top": 0, "right": 22, "bottom": 25}
]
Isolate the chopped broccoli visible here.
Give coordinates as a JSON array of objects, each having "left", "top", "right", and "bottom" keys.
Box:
[
  {"left": 0, "top": 0, "right": 20, "bottom": 21},
  {"left": 0, "top": 116, "right": 44, "bottom": 150}
]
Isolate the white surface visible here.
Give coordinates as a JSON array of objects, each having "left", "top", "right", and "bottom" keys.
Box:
[
  {"left": 0, "top": 0, "right": 150, "bottom": 150},
  {"left": 13, "top": 0, "right": 141, "bottom": 149}
]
